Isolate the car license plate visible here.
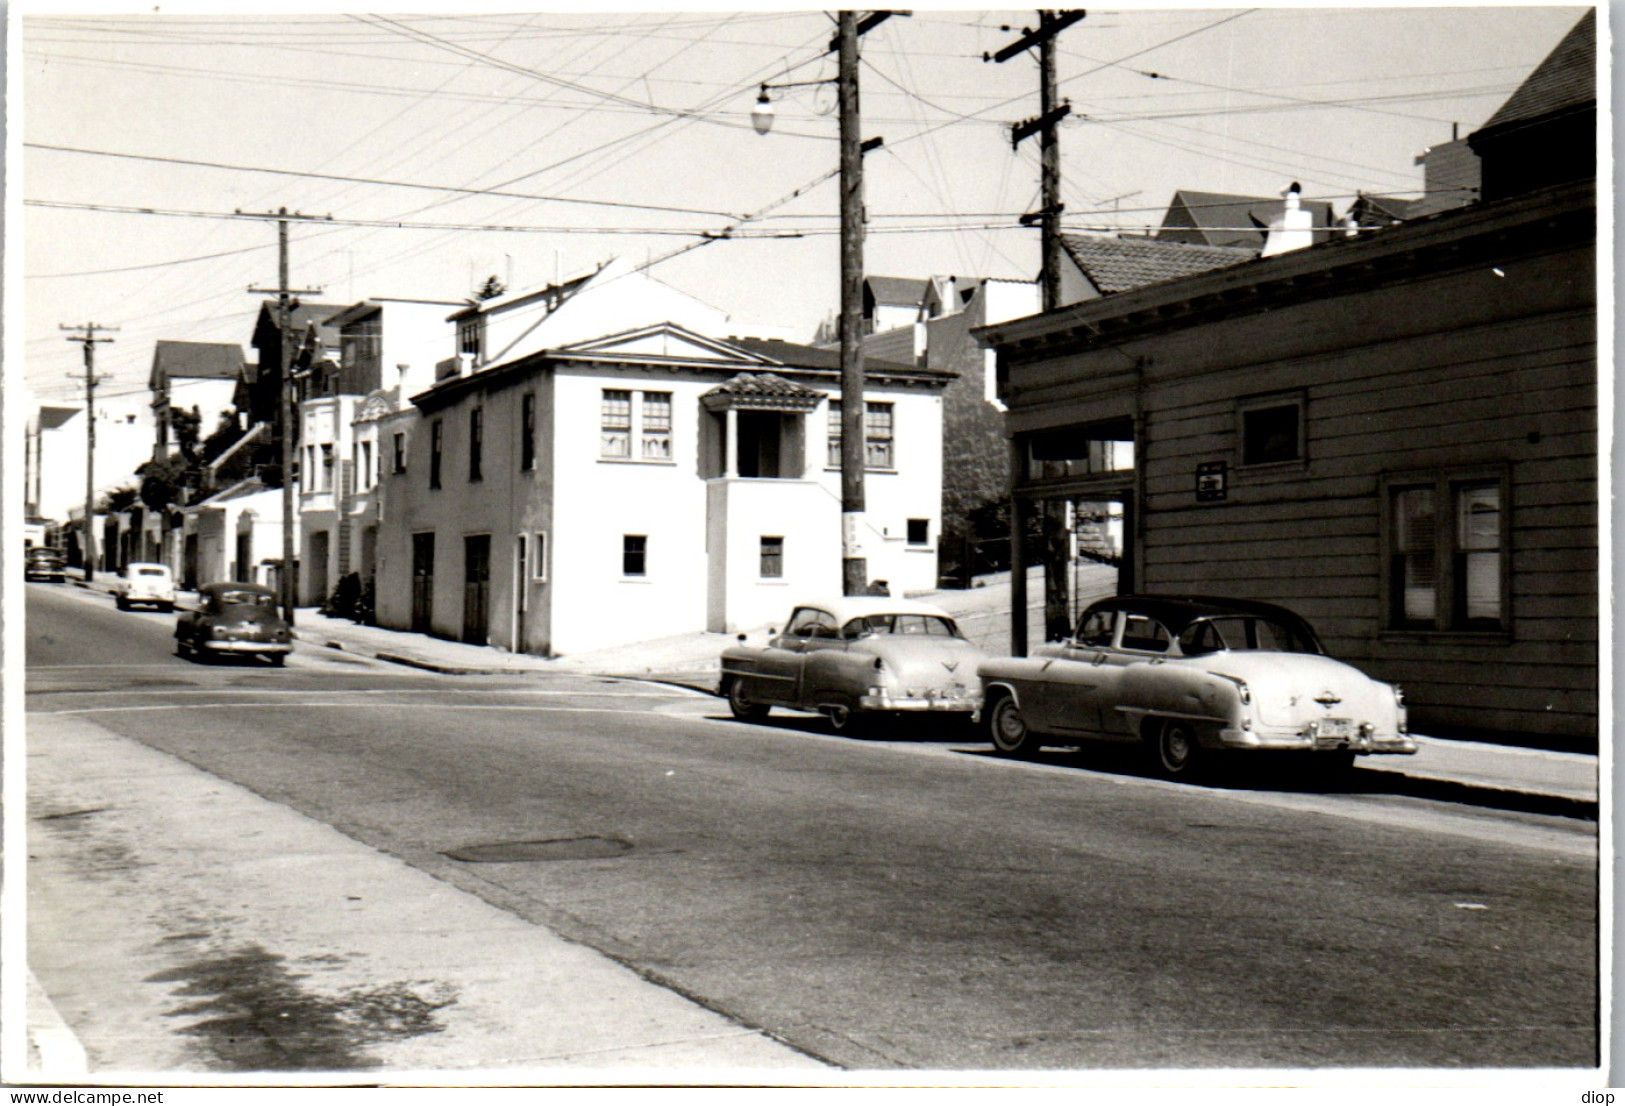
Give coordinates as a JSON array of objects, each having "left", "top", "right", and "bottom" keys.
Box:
[{"left": 1315, "top": 718, "right": 1352, "bottom": 738}]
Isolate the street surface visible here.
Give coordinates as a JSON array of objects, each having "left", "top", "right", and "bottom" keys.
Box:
[{"left": 24, "top": 582, "right": 1598, "bottom": 1073}]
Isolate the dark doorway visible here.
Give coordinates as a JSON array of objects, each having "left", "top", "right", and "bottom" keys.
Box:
[
  {"left": 411, "top": 532, "right": 435, "bottom": 633},
  {"left": 463, "top": 534, "right": 491, "bottom": 644},
  {"left": 736, "top": 411, "right": 783, "bottom": 478}
]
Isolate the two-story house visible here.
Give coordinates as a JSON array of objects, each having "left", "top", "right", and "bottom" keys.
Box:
[{"left": 374, "top": 318, "right": 953, "bottom": 657}]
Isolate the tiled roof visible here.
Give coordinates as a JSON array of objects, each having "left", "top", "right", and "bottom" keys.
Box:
[
  {"left": 1479, "top": 9, "right": 1594, "bottom": 132},
  {"left": 701, "top": 372, "right": 825, "bottom": 411},
  {"left": 1061, "top": 234, "right": 1256, "bottom": 294}
]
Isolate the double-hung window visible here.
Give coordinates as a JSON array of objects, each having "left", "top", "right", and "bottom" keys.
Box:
[
  {"left": 623, "top": 534, "right": 648, "bottom": 577},
  {"left": 468, "top": 407, "right": 484, "bottom": 482},
  {"left": 521, "top": 393, "right": 536, "bottom": 471},
  {"left": 1385, "top": 469, "right": 1507, "bottom": 632},
  {"left": 760, "top": 536, "right": 784, "bottom": 579},
  {"left": 827, "top": 400, "right": 897, "bottom": 470},
  {"left": 600, "top": 389, "right": 674, "bottom": 461},
  {"left": 429, "top": 420, "right": 444, "bottom": 489}
]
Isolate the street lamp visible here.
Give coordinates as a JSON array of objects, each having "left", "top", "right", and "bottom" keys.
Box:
[{"left": 751, "top": 85, "right": 775, "bottom": 135}]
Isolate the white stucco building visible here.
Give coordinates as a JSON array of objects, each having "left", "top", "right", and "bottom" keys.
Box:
[{"left": 374, "top": 321, "right": 953, "bottom": 657}]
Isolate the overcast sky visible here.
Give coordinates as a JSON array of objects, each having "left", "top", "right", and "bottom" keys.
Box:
[{"left": 11, "top": 3, "right": 1594, "bottom": 416}]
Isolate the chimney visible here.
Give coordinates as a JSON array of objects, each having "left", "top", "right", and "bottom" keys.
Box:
[{"left": 1261, "top": 182, "right": 1315, "bottom": 257}]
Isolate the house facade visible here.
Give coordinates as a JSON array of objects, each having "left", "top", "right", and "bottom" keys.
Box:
[
  {"left": 982, "top": 176, "right": 1595, "bottom": 748},
  {"left": 374, "top": 323, "right": 952, "bottom": 657}
]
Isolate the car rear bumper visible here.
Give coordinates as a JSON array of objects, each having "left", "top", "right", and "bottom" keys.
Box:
[
  {"left": 858, "top": 691, "right": 981, "bottom": 713},
  {"left": 1216, "top": 727, "right": 1417, "bottom": 755}
]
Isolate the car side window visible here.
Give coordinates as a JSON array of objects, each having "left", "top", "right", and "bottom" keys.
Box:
[
  {"left": 1178, "top": 620, "right": 1225, "bottom": 656},
  {"left": 1074, "top": 609, "right": 1116, "bottom": 647},
  {"left": 788, "top": 609, "right": 837, "bottom": 639},
  {"left": 1119, "top": 614, "right": 1171, "bottom": 653}
]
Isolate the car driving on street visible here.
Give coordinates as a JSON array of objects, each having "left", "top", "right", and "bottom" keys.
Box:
[
  {"left": 977, "top": 594, "right": 1416, "bottom": 778},
  {"left": 115, "top": 562, "right": 177, "bottom": 612},
  {"left": 24, "top": 547, "right": 67, "bottom": 583},
  {"left": 720, "top": 596, "right": 986, "bottom": 733},
  {"left": 175, "top": 581, "right": 292, "bottom": 665}
]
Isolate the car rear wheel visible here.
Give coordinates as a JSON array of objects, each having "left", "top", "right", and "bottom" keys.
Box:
[
  {"left": 1153, "top": 719, "right": 1202, "bottom": 779},
  {"left": 725, "top": 676, "right": 769, "bottom": 721},
  {"left": 115, "top": 595, "right": 128, "bottom": 611},
  {"left": 988, "top": 694, "right": 1035, "bottom": 757}
]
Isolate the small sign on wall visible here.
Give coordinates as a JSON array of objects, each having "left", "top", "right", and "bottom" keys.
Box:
[{"left": 1196, "top": 460, "right": 1227, "bottom": 502}]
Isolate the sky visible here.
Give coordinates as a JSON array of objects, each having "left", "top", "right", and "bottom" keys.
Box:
[{"left": 11, "top": 2, "right": 1596, "bottom": 419}]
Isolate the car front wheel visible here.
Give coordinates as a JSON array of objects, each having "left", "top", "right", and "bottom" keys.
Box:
[
  {"left": 988, "top": 694, "right": 1036, "bottom": 757},
  {"left": 725, "top": 676, "right": 769, "bottom": 721}
]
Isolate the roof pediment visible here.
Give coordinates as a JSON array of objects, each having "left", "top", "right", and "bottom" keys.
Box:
[{"left": 556, "top": 323, "right": 777, "bottom": 366}]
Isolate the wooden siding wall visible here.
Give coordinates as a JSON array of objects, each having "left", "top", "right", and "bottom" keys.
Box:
[{"left": 1008, "top": 241, "right": 1597, "bottom": 745}]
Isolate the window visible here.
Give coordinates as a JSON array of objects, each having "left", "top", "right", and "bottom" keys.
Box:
[
  {"left": 642, "top": 392, "right": 672, "bottom": 460},
  {"left": 1239, "top": 395, "right": 1303, "bottom": 466},
  {"left": 360, "top": 440, "right": 373, "bottom": 490},
  {"left": 392, "top": 432, "right": 406, "bottom": 474},
  {"left": 521, "top": 393, "right": 536, "bottom": 471},
  {"left": 622, "top": 534, "right": 647, "bottom": 577},
  {"left": 532, "top": 532, "right": 549, "bottom": 582},
  {"left": 457, "top": 315, "right": 483, "bottom": 361},
  {"left": 469, "top": 407, "right": 483, "bottom": 482},
  {"left": 827, "top": 400, "right": 897, "bottom": 470},
  {"left": 1386, "top": 472, "right": 1506, "bottom": 632},
  {"left": 600, "top": 389, "right": 673, "bottom": 462},
  {"left": 601, "top": 390, "right": 632, "bottom": 458},
  {"left": 341, "top": 311, "right": 382, "bottom": 383},
  {"left": 320, "top": 444, "right": 334, "bottom": 491},
  {"left": 906, "top": 518, "right": 930, "bottom": 546},
  {"left": 429, "top": 420, "right": 443, "bottom": 489},
  {"left": 1075, "top": 608, "right": 1116, "bottom": 647},
  {"left": 1119, "top": 615, "right": 1171, "bottom": 653},
  {"left": 760, "top": 536, "right": 784, "bottom": 578}
]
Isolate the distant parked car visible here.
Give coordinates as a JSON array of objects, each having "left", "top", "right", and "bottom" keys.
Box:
[
  {"left": 175, "top": 582, "right": 292, "bottom": 666},
  {"left": 720, "top": 597, "right": 986, "bottom": 733},
  {"left": 115, "top": 562, "right": 176, "bottom": 612},
  {"left": 976, "top": 595, "right": 1416, "bottom": 778},
  {"left": 24, "top": 547, "right": 67, "bottom": 583}
]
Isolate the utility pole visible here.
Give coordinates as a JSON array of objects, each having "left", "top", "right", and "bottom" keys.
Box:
[
  {"left": 241, "top": 207, "right": 326, "bottom": 625},
  {"left": 835, "top": 10, "right": 901, "bottom": 597},
  {"left": 990, "top": 9, "right": 1085, "bottom": 651},
  {"left": 61, "top": 322, "right": 116, "bottom": 582}
]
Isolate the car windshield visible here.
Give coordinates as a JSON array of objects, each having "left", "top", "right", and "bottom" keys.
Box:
[
  {"left": 216, "top": 590, "right": 277, "bottom": 610},
  {"left": 1177, "top": 615, "right": 1321, "bottom": 656},
  {"left": 844, "top": 613, "right": 961, "bottom": 638},
  {"left": 137, "top": 567, "right": 167, "bottom": 577}
]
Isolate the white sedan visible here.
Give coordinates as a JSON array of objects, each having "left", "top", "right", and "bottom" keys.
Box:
[{"left": 976, "top": 595, "right": 1416, "bottom": 778}]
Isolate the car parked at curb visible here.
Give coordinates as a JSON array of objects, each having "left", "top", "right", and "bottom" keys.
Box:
[
  {"left": 976, "top": 594, "right": 1416, "bottom": 778},
  {"left": 115, "top": 562, "right": 176, "bottom": 612},
  {"left": 24, "top": 547, "right": 67, "bottom": 583},
  {"left": 720, "top": 596, "right": 986, "bottom": 733},
  {"left": 175, "top": 581, "right": 292, "bottom": 665}
]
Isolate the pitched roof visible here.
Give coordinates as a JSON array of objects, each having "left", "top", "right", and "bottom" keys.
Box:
[
  {"left": 864, "top": 276, "right": 927, "bottom": 308},
  {"left": 725, "top": 335, "right": 924, "bottom": 376},
  {"left": 1479, "top": 9, "right": 1595, "bottom": 133},
  {"left": 37, "top": 406, "right": 81, "bottom": 431},
  {"left": 1061, "top": 234, "right": 1256, "bottom": 294},
  {"left": 149, "top": 340, "right": 245, "bottom": 391},
  {"left": 1158, "top": 190, "right": 1335, "bottom": 248}
]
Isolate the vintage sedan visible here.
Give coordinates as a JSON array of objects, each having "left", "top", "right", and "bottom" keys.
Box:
[
  {"left": 977, "top": 595, "right": 1415, "bottom": 777},
  {"left": 720, "top": 597, "right": 986, "bottom": 732},
  {"left": 175, "top": 582, "right": 292, "bottom": 665},
  {"left": 115, "top": 562, "right": 176, "bottom": 612},
  {"left": 24, "top": 547, "right": 67, "bottom": 583}
]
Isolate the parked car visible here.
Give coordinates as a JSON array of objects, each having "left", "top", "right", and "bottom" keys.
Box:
[
  {"left": 976, "top": 595, "right": 1416, "bottom": 778},
  {"left": 720, "top": 597, "right": 986, "bottom": 732},
  {"left": 175, "top": 582, "right": 292, "bottom": 666},
  {"left": 115, "top": 562, "right": 176, "bottom": 612},
  {"left": 24, "top": 547, "right": 67, "bottom": 583}
]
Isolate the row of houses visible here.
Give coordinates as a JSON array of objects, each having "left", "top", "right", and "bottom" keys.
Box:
[{"left": 27, "top": 10, "right": 1597, "bottom": 749}]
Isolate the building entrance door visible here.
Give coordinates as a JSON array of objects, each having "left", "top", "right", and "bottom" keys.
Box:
[
  {"left": 411, "top": 532, "right": 434, "bottom": 633},
  {"left": 463, "top": 534, "right": 490, "bottom": 644}
]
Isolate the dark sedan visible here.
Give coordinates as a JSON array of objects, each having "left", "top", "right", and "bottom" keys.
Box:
[
  {"left": 175, "top": 582, "right": 292, "bottom": 665},
  {"left": 24, "top": 547, "right": 67, "bottom": 583}
]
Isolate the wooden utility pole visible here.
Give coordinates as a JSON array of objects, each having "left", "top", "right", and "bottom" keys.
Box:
[
  {"left": 61, "top": 322, "right": 116, "bottom": 582},
  {"left": 990, "top": 9, "right": 1085, "bottom": 650},
  {"left": 241, "top": 207, "right": 326, "bottom": 625},
  {"left": 835, "top": 10, "right": 902, "bottom": 596}
]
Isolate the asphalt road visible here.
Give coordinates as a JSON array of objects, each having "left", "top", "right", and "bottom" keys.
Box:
[{"left": 24, "top": 582, "right": 1599, "bottom": 1071}]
